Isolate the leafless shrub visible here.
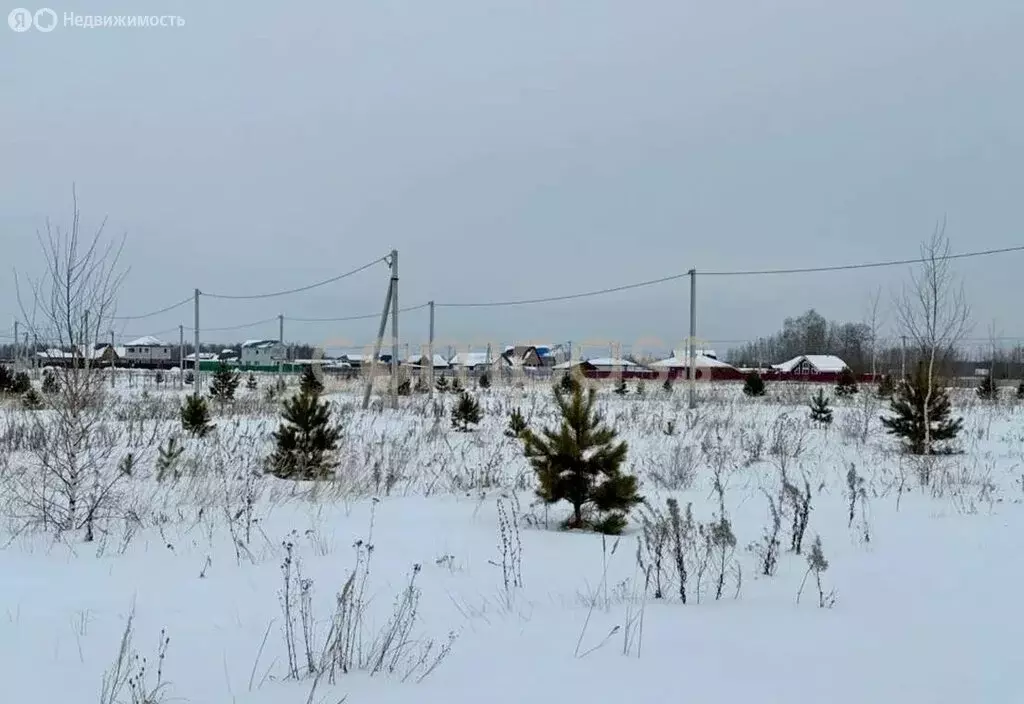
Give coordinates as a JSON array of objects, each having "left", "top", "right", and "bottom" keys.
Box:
[
  {"left": 493, "top": 493, "right": 524, "bottom": 596},
  {"left": 783, "top": 472, "right": 813, "bottom": 555},
  {"left": 98, "top": 606, "right": 173, "bottom": 704},
  {"left": 796, "top": 535, "right": 836, "bottom": 608},
  {"left": 748, "top": 488, "right": 782, "bottom": 577}
]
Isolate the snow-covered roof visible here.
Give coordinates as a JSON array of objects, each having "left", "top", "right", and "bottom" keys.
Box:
[
  {"left": 773, "top": 354, "right": 848, "bottom": 373},
  {"left": 449, "top": 352, "right": 494, "bottom": 367},
  {"left": 407, "top": 353, "right": 450, "bottom": 368},
  {"left": 553, "top": 359, "right": 588, "bottom": 370},
  {"left": 672, "top": 349, "right": 718, "bottom": 360},
  {"left": 184, "top": 352, "right": 218, "bottom": 361},
  {"left": 650, "top": 354, "right": 734, "bottom": 369},
  {"left": 241, "top": 339, "right": 280, "bottom": 349},
  {"left": 587, "top": 357, "right": 641, "bottom": 368},
  {"left": 125, "top": 335, "right": 165, "bottom": 347}
]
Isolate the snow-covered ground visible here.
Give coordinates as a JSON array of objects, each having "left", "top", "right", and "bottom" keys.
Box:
[{"left": 2, "top": 376, "right": 1022, "bottom": 703}]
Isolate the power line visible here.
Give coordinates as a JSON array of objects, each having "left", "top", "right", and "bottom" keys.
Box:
[
  {"left": 436, "top": 272, "right": 692, "bottom": 309},
  {"left": 701, "top": 244, "right": 1024, "bottom": 277},
  {"left": 186, "top": 316, "right": 280, "bottom": 333},
  {"left": 201, "top": 256, "right": 389, "bottom": 301},
  {"left": 112, "top": 296, "right": 192, "bottom": 321},
  {"left": 426, "top": 242, "right": 1024, "bottom": 309},
  {"left": 288, "top": 302, "right": 430, "bottom": 323}
]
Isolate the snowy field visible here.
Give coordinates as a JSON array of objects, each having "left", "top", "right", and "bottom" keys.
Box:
[{"left": 2, "top": 375, "right": 1023, "bottom": 704}]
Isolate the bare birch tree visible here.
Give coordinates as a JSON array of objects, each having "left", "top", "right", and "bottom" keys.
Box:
[
  {"left": 864, "top": 286, "right": 886, "bottom": 380},
  {"left": 11, "top": 187, "right": 130, "bottom": 540},
  {"left": 894, "top": 222, "right": 972, "bottom": 454}
]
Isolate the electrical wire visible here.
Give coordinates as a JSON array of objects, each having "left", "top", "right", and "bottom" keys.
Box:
[
  {"left": 700, "top": 244, "right": 1024, "bottom": 276},
  {"left": 201, "top": 256, "right": 389, "bottom": 300},
  {"left": 111, "top": 296, "right": 193, "bottom": 321},
  {"left": 430, "top": 243, "right": 1024, "bottom": 309},
  {"left": 436, "top": 272, "right": 692, "bottom": 308},
  {"left": 288, "top": 302, "right": 430, "bottom": 323}
]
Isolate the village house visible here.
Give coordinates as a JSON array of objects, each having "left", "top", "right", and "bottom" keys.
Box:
[
  {"left": 240, "top": 339, "right": 287, "bottom": 368},
  {"left": 123, "top": 336, "right": 172, "bottom": 366}
]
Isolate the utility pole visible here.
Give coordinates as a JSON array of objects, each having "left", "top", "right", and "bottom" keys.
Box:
[
  {"left": 83, "top": 310, "right": 90, "bottom": 374},
  {"left": 688, "top": 268, "right": 697, "bottom": 410},
  {"left": 110, "top": 330, "right": 116, "bottom": 388},
  {"left": 362, "top": 261, "right": 395, "bottom": 410},
  {"left": 427, "top": 300, "right": 435, "bottom": 398},
  {"left": 193, "top": 289, "right": 200, "bottom": 398},
  {"left": 900, "top": 335, "right": 907, "bottom": 379},
  {"left": 389, "top": 249, "right": 400, "bottom": 410},
  {"left": 278, "top": 314, "right": 285, "bottom": 382},
  {"left": 178, "top": 324, "right": 184, "bottom": 388},
  {"left": 13, "top": 320, "right": 18, "bottom": 369}
]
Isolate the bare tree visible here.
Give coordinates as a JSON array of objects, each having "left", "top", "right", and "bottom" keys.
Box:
[
  {"left": 12, "top": 187, "right": 130, "bottom": 540},
  {"left": 894, "top": 221, "right": 972, "bottom": 454},
  {"left": 864, "top": 286, "right": 886, "bottom": 380}
]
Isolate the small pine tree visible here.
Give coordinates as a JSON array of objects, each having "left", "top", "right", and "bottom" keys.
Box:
[
  {"left": 299, "top": 365, "right": 324, "bottom": 396},
  {"left": 835, "top": 367, "right": 859, "bottom": 397},
  {"left": 809, "top": 389, "right": 833, "bottom": 425},
  {"left": 22, "top": 388, "right": 43, "bottom": 410},
  {"left": 743, "top": 371, "right": 766, "bottom": 397},
  {"left": 636, "top": 381, "right": 646, "bottom": 396},
  {"left": 267, "top": 390, "right": 342, "bottom": 480},
  {"left": 478, "top": 372, "right": 491, "bottom": 390},
  {"left": 397, "top": 376, "right": 412, "bottom": 396},
  {"left": 662, "top": 377, "right": 673, "bottom": 394},
  {"left": 522, "top": 384, "right": 642, "bottom": 534},
  {"left": 559, "top": 372, "right": 581, "bottom": 395},
  {"left": 0, "top": 365, "right": 13, "bottom": 393},
  {"left": 450, "top": 376, "right": 463, "bottom": 393},
  {"left": 156, "top": 437, "right": 185, "bottom": 482},
  {"left": 1017, "top": 380, "right": 1024, "bottom": 401},
  {"left": 505, "top": 407, "right": 527, "bottom": 438},
  {"left": 876, "top": 374, "right": 895, "bottom": 399},
  {"left": 435, "top": 375, "right": 450, "bottom": 393},
  {"left": 246, "top": 373, "right": 258, "bottom": 391},
  {"left": 881, "top": 364, "right": 963, "bottom": 455},
  {"left": 209, "top": 362, "right": 240, "bottom": 401},
  {"left": 154, "top": 370, "right": 165, "bottom": 385},
  {"left": 180, "top": 395, "right": 214, "bottom": 437},
  {"left": 976, "top": 374, "right": 999, "bottom": 402},
  {"left": 451, "top": 390, "right": 482, "bottom": 431},
  {"left": 613, "top": 378, "right": 628, "bottom": 395},
  {"left": 10, "top": 371, "right": 30, "bottom": 394},
  {"left": 41, "top": 368, "right": 59, "bottom": 394},
  {"left": 184, "top": 370, "right": 195, "bottom": 385}
]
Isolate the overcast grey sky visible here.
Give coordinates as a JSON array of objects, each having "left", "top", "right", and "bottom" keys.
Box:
[{"left": 2, "top": 0, "right": 1023, "bottom": 357}]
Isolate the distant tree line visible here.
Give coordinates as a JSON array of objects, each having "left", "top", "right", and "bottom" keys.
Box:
[{"left": 724, "top": 308, "right": 1024, "bottom": 379}]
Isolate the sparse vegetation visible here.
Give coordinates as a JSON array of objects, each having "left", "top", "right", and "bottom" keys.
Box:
[
  {"left": 450, "top": 390, "right": 482, "bottom": 432},
  {"left": 522, "top": 383, "right": 642, "bottom": 534},
  {"left": 209, "top": 362, "right": 241, "bottom": 402}
]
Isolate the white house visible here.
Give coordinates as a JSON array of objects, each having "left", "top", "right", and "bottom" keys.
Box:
[
  {"left": 241, "top": 339, "right": 286, "bottom": 367},
  {"left": 585, "top": 357, "right": 643, "bottom": 372},
  {"left": 773, "top": 354, "right": 849, "bottom": 375},
  {"left": 449, "top": 351, "right": 509, "bottom": 371},
  {"left": 406, "top": 353, "right": 450, "bottom": 369},
  {"left": 123, "top": 336, "right": 172, "bottom": 365}
]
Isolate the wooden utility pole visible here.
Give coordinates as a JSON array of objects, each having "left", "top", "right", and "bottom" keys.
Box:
[
  {"left": 427, "top": 300, "right": 435, "bottom": 398},
  {"left": 688, "top": 269, "right": 697, "bottom": 409},
  {"left": 362, "top": 252, "right": 397, "bottom": 410},
  {"left": 278, "top": 314, "right": 285, "bottom": 382},
  {"left": 193, "top": 289, "right": 200, "bottom": 398},
  {"left": 110, "top": 330, "right": 116, "bottom": 388},
  {"left": 389, "top": 250, "right": 400, "bottom": 409},
  {"left": 178, "top": 324, "right": 185, "bottom": 388}
]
